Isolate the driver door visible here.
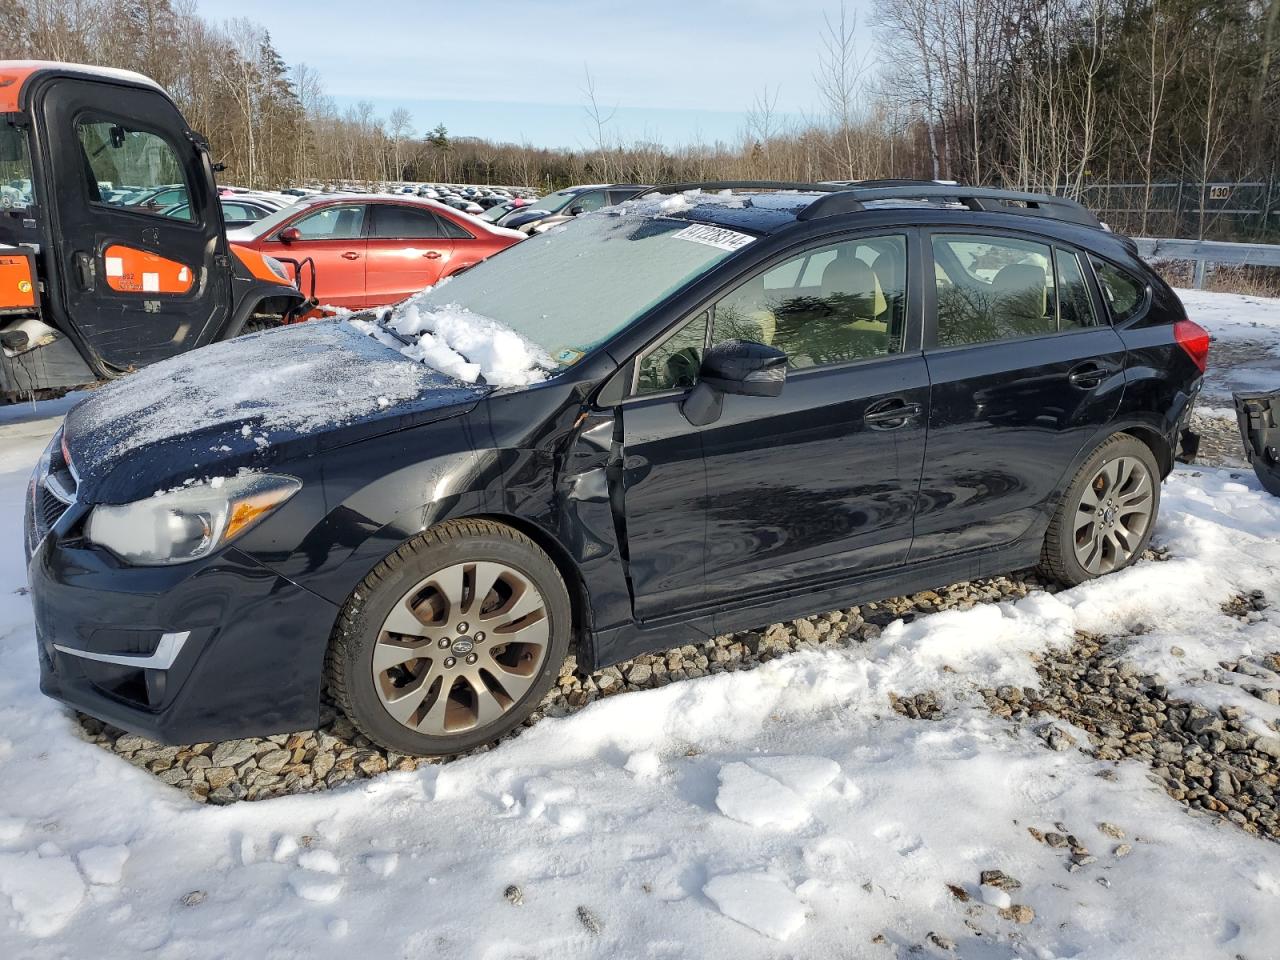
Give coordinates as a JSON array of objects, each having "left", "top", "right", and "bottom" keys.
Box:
[{"left": 35, "top": 77, "right": 230, "bottom": 370}]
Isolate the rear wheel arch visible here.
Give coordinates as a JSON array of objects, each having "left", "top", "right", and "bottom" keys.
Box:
[{"left": 1120, "top": 424, "right": 1173, "bottom": 478}]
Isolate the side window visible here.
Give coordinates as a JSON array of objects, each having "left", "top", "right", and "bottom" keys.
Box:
[
  {"left": 77, "top": 119, "right": 191, "bottom": 220},
  {"left": 288, "top": 204, "right": 365, "bottom": 240},
  {"left": 634, "top": 312, "right": 709, "bottom": 395},
  {"left": 1056, "top": 248, "right": 1097, "bottom": 330},
  {"left": 435, "top": 213, "right": 474, "bottom": 240},
  {"left": 1091, "top": 258, "right": 1148, "bottom": 322},
  {"left": 711, "top": 235, "right": 909, "bottom": 370},
  {"left": 571, "top": 191, "right": 607, "bottom": 214},
  {"left": 932, "top": 234, "right": 1057, "bottom": 346},
  {"left": 372, "top": 205, "right": 446, "bottom": 239}
]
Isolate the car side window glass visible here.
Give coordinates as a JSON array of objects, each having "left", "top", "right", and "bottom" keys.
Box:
[
  {"left": 373, "top": 205, "right": 445, "bottom": 239},
  {"left": 572, "top": 192, "right": 607, "bottom": 214},
  {"left": 290, "top": 204, "right": 365, "bottom": 239},
  {"left": 932, "top": 234, "right": 1058, "bottom": 346},
  {"left": 1056, "top": 248, "right": 1097, "bottom": 330},
  {"left": 634, "top": 312, "right": 709, "bottom": 395},
  {"left": 1091, "top": 258, "right": 1147, "bottom": 322},
  {"left": 711, "top": 235, "right": 909, "bottom": 370},
  {"left": 435, "top": 214, "right": 473, "bottom": 240},
  {"left": 76, "top": 120, "right": 191, "bottom": 220}
]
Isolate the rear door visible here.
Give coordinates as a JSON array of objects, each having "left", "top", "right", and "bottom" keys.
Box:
[
  {"left": 260, "top": 203, "right": 368, "bottom": 309},
  {"left": 36, "top": 77, "right": 230, "bottom": 370},
  {"left": 912, "top": 230, "right": 1128, "bottom": 559},
  {"left": 365, "top": 203, "right": 453, "bottom": 305}
]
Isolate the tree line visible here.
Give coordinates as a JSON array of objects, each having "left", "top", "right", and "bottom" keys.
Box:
[{"left": 2, "top": 0, "right": 1277, "bottom": 237}]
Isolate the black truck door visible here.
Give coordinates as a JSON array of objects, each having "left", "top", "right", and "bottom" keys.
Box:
[{"left": 33, "top": 77, "right": 229, "bottom": 372}]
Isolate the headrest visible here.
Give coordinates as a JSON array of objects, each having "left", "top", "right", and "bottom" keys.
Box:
[{"left": 991, "top": 262, "right": 1047, "bottom": 314}]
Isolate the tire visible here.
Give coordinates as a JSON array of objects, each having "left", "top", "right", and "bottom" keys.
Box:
[
  {"left": 325, "top": 519, "right": 572, "bottom": 756},
  {"left": 1039, "top": 433, "right": 1161, "bottom": 587}
]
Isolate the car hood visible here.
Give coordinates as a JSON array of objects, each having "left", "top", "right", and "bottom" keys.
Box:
[{"left": 63, "top": 319, "right": 489, "bottom": 504}]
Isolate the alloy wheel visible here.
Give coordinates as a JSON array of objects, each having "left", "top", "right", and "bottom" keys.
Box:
[
  {"left": 1072, "top": 455, "right": 1154, "bottom": 575},
  {"left": 371, "top": 561, "right": 550, "bottom": 736}
]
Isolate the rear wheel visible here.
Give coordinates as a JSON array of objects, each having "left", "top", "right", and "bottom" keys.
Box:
[
  {"left": 325, "top": 520, "right": 571, "bottom": 756},
  {"left": 1039, "top": 433, "right": 1160, "bottom": 586}
]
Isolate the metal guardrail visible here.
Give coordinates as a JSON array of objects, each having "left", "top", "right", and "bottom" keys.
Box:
[{"left": 1133, "top": 237, "right": 1280, "bottom": 288}]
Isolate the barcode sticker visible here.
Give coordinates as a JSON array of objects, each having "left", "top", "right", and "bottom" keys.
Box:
[{"left": 672, "top": 224, "right": 755, "bottom": 252}]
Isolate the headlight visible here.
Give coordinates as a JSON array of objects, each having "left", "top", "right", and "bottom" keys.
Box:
[
  {"left": 85, "top": 473, "right": 301, "bottom": 565},
  {"left": 262, "top": 255, "right": 292, "bottom": 283}
]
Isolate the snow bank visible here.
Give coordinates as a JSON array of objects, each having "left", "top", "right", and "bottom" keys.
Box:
[{"left": 350, "top": 293, "right": 552, "bottom": 387}]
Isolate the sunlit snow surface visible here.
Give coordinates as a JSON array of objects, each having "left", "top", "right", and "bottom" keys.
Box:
[
  {"left": 0, "top": 291, "right": 1278, "bottom": 957},
  {"left": 350, "top": 295, "right": 552, "bottom": 387}
]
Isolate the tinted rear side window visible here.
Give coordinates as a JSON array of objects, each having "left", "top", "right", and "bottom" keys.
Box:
[
  {"left": 932, "top": 234, "right": 1057, "bottom": 346},
  {"left": 1091, "top": 258, "right": 1148, "bottom": 322},
  {"left": 435, "top": 214, "right": 473, "bottom": 239},
  {"left": 373, "top": 205, "right": 446, "bottom": 239}
]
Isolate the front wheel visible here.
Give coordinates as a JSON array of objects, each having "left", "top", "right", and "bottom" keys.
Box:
[
  {"left": 325, "top": 520, "right": 572, "bottom": 756},
  {"left": 1039, "top": 433, "right": 1161, "bottom": 587}
]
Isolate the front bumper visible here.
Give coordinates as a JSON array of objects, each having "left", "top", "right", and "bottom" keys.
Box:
[{"left": 29, "top": 536, "right": 340, "bottom": 745}]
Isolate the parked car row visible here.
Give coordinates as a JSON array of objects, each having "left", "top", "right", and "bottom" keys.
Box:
[{"left": 225, "top": 193, "right": 525, "bottom": 309}]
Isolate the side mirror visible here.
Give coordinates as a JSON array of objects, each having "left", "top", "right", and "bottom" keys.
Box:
[
  {"left": 568, "top": 205, "right": 584, "bottom": 216},
  {"left": 681, "top": 339, "right": 787, "bottom": 426},
  {"left": 278, "top": 226, "right": 301, "bottom": 243}
]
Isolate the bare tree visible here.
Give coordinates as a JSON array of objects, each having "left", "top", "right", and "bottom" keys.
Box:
[
  {"left": 581, "top": 65, "right": 617, "bottom": 181},
  {"left": 815, "top": 2, "right": 870, "bottom": 180}
]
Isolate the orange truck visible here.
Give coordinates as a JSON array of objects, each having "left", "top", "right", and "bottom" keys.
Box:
[{"left": 0, "top": 60, "right": 310, "bottom": 399}]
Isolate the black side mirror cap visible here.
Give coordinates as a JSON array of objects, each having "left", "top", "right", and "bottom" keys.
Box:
[
  {"left": 569, "top": 205, "right": 584, "bottom": 216},
  {"left": 681, "top": 339, "right": 787, "bottom": 426},
  {"left": 700, "top": 339, "right": 787, "bottom": 398}
]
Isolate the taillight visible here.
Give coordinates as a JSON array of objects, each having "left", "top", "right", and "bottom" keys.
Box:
[{"left": 1174, "top": 319, "right": 1210, "bottom": 373}]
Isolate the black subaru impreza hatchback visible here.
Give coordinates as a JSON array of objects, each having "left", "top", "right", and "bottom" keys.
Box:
[{"left": 27, "top": 182, "right": 1208, "bottom": 756}]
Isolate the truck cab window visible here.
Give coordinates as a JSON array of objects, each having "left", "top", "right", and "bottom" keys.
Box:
[
  {"left": 76, "top": 120, "right": 191, "bottom": 220},
  {"left": 0, "top": 124, "right": 33, "bottom": 211}
]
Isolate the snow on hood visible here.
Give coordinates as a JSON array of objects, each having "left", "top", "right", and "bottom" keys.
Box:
[
  {"left": 351, "top": 290, "right": 552, "bottom": 388},
  {"left": 64, "top": 319, "right": 485, "bottom": 501}
]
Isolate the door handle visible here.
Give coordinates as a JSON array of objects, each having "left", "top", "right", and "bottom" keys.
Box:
[
  {"left": 1068, "top": 362, "right": 1113, "bottom": 389},
  {"left": 863, "top": 399, "right": 922, "bottom": 429},
  {"left": 74, "top": 252, "right": 96, "bottom": 291},
  {"left": 341, "top": 251, "right": 360, "bottom": 261},
  {"left": 423, "top": 251, "right": 442, "bottom": 260}
]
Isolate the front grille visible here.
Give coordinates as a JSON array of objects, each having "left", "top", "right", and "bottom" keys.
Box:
[{"left": 27, "top": 429, "right": 78, "bottom": 553}]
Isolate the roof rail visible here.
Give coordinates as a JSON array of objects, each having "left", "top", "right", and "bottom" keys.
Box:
[
  {"left": 798, "top": 184, "right": 1101, "bottom": 228},
  {"left": 637, "top": 180, "right": 852, "bottom": 198}
]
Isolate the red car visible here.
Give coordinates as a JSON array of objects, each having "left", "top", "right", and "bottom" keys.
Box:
[{"left": 227, "top": 195, "right": 524, "bottom": 310}]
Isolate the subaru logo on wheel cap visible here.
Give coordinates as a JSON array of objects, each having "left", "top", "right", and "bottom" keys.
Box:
[{"left": 451, "top": 638, "right": 475, "bottom": 655}]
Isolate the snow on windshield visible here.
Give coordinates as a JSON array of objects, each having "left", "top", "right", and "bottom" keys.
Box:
[{"left": 350, "top": 293, "right": 553, "bottom": 387}]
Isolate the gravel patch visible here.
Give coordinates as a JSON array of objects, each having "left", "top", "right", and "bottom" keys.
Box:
[
  {"left": 1189, "top": 410, "right": 1248, "bottom": 468},
  {"left": 982, "top": 590, "right": 1280, "bottom": 843},
  {"left": 75, "top": 567, "right": 1067, "bottom": 803}
]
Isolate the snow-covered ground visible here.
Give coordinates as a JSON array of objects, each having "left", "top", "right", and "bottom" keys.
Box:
[{"left": 0, "top": 292, "right": 1278, "bottom": 958}]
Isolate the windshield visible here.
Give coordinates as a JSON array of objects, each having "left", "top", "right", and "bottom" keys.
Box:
[
  {"left": 238, "top": 200, "right": 310, "bottom": 237},
  {"left": 481, "top": 202, "right": 512, "bottom": 222},
  {"left": 0, "top": 124, "right": 33, "bottom": 211},
  {"left": 398, "top": 211, "right": 751, "bottom": 369}
]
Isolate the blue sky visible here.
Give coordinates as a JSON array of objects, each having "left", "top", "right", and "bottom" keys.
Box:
[{"left": 196, "top": 0, "right": 874, "bottom": 149}]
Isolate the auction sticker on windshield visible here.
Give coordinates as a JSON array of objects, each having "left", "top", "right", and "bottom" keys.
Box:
[{"left": 671, "top": 224, "right": 755, "bottom": 252}]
